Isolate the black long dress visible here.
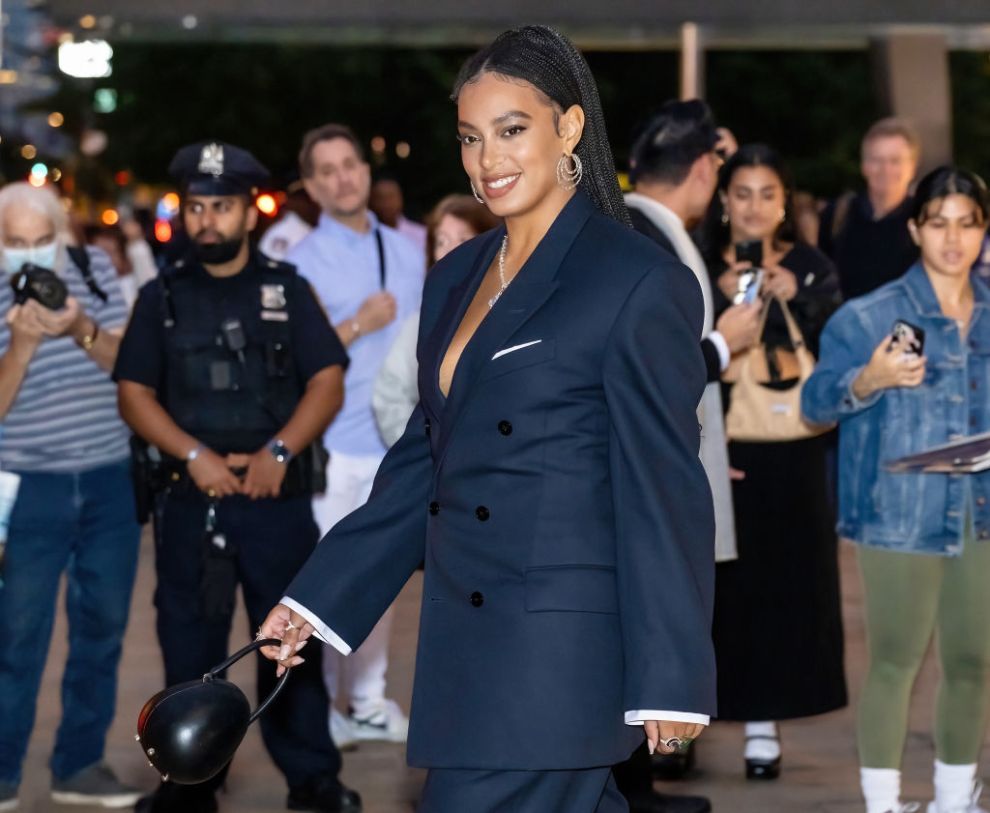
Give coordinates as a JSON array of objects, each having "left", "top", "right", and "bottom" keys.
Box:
[{"left": 710, "top": 242, "right": 848, "bottom": 721}]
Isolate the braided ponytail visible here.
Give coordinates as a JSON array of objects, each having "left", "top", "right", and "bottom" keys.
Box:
[{"left": 452, "top": 25, "right": 631, "bottom": 227}]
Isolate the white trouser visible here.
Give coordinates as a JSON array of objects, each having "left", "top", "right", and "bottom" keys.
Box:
[{"left": 313, "top": 449, "right": 393, "bottom": 717}]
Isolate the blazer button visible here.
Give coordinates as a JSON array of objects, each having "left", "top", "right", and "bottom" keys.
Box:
[
  {"left": 470, "top": 591, "right": 484, "bottom": 607},
  {"left": 429, "top": 501, "right": 440, "bottom": 516},
  {"left": 475, "top": 506, "right": 490, "bottom": 521},
  {"left": 977, "top": 496, "right": 987, "bottom": 507},
  {"left": 424, "top": 419, "right": 431, "bottom": 437},
  {"left": 498, "top": 420, "right": 513, "bottom": 436}
]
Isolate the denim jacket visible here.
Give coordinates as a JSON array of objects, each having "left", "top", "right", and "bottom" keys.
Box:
[{"left": 802, "top": 263, "right": 990, "bottom": 556}]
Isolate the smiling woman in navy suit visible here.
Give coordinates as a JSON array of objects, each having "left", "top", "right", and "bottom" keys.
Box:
[{"left": 260, "top": 25, "right": 716, "bottom": 812}]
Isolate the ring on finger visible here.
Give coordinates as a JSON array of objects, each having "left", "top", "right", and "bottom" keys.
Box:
[
  {"left": 285, "top": 621, "right": 297, "bottom": 631},
  {"left": 660, "top": 736, "right": 693, "bottom": 753}
]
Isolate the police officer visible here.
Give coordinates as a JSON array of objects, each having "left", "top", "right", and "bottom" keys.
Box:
[{"left": 114, "top": 142, "right": 359, "bottom": 813}]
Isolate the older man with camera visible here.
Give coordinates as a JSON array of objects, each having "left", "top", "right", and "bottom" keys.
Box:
[{"left": 0, "top": 182, "right": 141, "bottom": 811}]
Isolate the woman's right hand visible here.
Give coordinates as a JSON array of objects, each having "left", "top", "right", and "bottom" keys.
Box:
[
  {"left": 852, "top": 335, "right": 927, "bottom": 400},
  {"left": 187, "top": 447, "right": 242, "bottom": 498},
  {"left": 258, "top": 604, "right": 314, "bottom": 677}
]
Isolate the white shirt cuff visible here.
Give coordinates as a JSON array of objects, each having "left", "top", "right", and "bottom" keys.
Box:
[
  {"left": 625, "top": 710, "right": 711, "bottom": 726},
  {"left": 280, "top": 596, "right": 352, "bottom": 655},
  {"left": 707, "top": 330, "right": 731, "bottom": 372}
]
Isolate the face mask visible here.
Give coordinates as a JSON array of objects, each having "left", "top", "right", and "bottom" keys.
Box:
[
  {"left": 3, "top": 242, "right": 58, "bottom": 273},
  {"left": 192, "top": 238, "right": 243, "bottom": 265}
]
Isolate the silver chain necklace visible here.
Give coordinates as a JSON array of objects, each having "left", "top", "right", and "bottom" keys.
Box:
[{"left": 488, "top": 235, "right": 510, "bottom": 309}]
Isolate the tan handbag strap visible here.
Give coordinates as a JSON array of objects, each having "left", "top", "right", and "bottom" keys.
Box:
[
  {"left": 773, "top": 296, "right": 806, "bottom": 350},
  {"left": 752, "top": 296, "right": 804, "bottom": 348}
]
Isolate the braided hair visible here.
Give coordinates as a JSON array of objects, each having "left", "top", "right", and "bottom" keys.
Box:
[{"left": 452, "top": 25, "right": 631, "bottom": 227}]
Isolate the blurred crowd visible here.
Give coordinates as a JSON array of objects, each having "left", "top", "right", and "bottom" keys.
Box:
[{"left": 0, "top": 86, "right": 988, "bottom": 813}]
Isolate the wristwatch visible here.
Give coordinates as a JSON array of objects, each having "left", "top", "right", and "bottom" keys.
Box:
[
  {"left": 77, "top": 321, "right": 100, "bottom": 351},
  {"left": 267, "top": 439, "right": 293, "bottom": 465},
  {"left": 186, "top": 443, "right": 204, "bottom": 462}
]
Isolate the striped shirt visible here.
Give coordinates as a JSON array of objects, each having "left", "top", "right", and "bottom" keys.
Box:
[{"left": 0, "top": 247, "right": 131, "bottom": 473}]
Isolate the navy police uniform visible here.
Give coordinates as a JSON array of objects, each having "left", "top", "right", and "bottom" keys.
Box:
[{"left": 114, "top": 143, "right": 353, "bottom": 811}]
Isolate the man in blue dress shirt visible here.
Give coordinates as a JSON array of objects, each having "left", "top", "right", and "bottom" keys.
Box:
[{"left": 287, "top": 123, "right": 424, "bottom": 747}]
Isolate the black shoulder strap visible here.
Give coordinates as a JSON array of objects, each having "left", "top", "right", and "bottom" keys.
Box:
[
  {"left": 68, "top": 246, "right": 109, "bottom": 302},
  {"left": 374, "top": 228, "right": 386, "bottom": 289}
]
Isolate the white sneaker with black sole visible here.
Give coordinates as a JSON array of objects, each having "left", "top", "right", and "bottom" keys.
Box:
[
  {"left": 346, "top": 699, "right": 409, "bottom": 744},
  {"left": 330, "top": 706, "right": 359, "bottom": 750},
  {"left": 50, "top": 762, "right": 142, "bottom": 808}
]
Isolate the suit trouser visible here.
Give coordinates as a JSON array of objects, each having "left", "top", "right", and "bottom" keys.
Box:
[
  {"left": 312, "top": 449, "right": 394, "bottom": 716},
  {"left": 419, "top": 767, "right": 628, "bottom": 813},
  {"left": 153, "top": 491, "right": 341, "bottom": 796}
]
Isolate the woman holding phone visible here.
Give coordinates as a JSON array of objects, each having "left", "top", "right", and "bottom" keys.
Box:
[
  {"left": 706, "top": 144, "right": 845, "bottom": 780},
  {"left": 804, "top": 167, "right": 990, "bottom": 813}
]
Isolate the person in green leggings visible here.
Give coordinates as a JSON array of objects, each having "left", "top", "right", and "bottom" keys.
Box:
[{"left": 803, "top": 166, "right": 990, "bottom": 813}]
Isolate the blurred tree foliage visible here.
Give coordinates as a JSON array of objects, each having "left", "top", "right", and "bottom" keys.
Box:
[
  {"left": 23, "top": 44, "right": 990, "bottom": 214},
  {"left": 951, "top": 51, "right": 990, "bottom": 181}
]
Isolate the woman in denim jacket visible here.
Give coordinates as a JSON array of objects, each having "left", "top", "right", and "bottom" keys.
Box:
[{"left": 803, "top": 167, "right": 990, "bottom": 813}]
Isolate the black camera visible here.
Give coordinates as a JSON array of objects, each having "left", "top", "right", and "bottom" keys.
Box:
[{"left": 10, "top": 264, "right": 68, "bottom": 310}]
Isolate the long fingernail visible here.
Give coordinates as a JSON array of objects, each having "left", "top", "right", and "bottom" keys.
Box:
[
  {"left": 294, "top": 640, "right": 308, "bottom": 652},
  {"left": 648, "top": 740, "right": 656, "bottom": 755},
  {"left": 279, "top": 644, "right": 290, "bottom": 661}
]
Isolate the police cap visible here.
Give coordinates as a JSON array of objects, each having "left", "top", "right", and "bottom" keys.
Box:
[{"left": 168, "top": 141, "right": 269, "bottom": 197}]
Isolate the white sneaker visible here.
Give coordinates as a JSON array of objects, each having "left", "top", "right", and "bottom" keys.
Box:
[
  {"left": 329, "top": 706, "right": 358, "bottom": 751},
  {"left": 926, "top": 780, "right": 989, "bottom": 813},
  {"left": 347, "top": 699, "right": 409, "bottom": 744}
]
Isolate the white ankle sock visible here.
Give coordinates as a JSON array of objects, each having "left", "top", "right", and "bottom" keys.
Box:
[
  {"left": 861, "top": 767, "right": 901, "bottom": 813},
  {"left": 744, "top": 721, "right": 780, "bottom": 760},
  {"left": 933, "top": 760, "right": 977, "bottom": 812}
]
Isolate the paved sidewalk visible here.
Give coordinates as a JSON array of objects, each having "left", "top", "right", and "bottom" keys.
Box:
[{"left": 16, "top": 536, "right": 987, "bottom": 812}]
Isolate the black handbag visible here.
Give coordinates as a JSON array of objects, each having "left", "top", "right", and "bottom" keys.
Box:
[{"left": 136, "top": 638, "right": 290, "bottom": 784}]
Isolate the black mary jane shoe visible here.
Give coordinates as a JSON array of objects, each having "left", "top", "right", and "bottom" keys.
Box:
[{"left": 744, "top": 735, "right": 781, "bottom": 780}]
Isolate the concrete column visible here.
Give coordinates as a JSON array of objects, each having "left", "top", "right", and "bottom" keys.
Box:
[
  {"left": 680, "top": 22, "right": 705, "bottom": 100},
  {"left": 870, "top": 31, "right": 952, "bottom": 170}
]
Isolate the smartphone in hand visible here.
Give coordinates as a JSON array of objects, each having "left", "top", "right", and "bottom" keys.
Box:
[
  {"left": 735, "top": 239, "right": 763, "bottom": 269},
  {"left": 888, "top": 319, "right": 926, "bottom": 356},
  {"left": 734, "top": 269, "right": 765, "bottom": 305}
]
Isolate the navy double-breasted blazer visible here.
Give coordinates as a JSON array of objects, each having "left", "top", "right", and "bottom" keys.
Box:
[{"left": 286, "top": 191, "right": 716, "bottom": 770}]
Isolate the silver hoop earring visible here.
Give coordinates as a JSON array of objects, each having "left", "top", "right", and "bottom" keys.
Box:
[
  {"left": 556, "top": 153, "right": 583, "bottom": 190},
  {"left": 470, "top": 181, "right": 485, "bottom": 205},
  {"left": 721, "top": 211, "right": 729, "bottom": 225}
]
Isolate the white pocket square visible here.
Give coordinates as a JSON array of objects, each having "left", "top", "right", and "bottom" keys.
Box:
[{"left": 492, "top": 340, "right": 542, "bottom": 360}]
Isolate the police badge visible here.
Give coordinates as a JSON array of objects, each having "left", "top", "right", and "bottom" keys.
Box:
[
  {"left": 198, "top": 144, "right": 225, "bottom": 177},
  {"left": 261, "top": 284, "right": 286, "bottom": 310}
]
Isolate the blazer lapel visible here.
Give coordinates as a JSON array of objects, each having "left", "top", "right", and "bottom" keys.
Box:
[
  {"left": 418, "top": 230, "right": 502, "bottom": 419},
  {"left": 435, "top": 192, "right": 595, "bottom": 463}
]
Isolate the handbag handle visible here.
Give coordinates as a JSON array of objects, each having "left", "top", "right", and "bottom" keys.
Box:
[
  {"left": 204, "top": 637, "right": 291, "bottom": 724},
  {"left": 753, "top": 295, "right": 806, "bottom": 350}
]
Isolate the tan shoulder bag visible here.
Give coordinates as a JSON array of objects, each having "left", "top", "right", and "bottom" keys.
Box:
[{"left": 724, "top": 298, "right": 834, "bottom": 443}]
